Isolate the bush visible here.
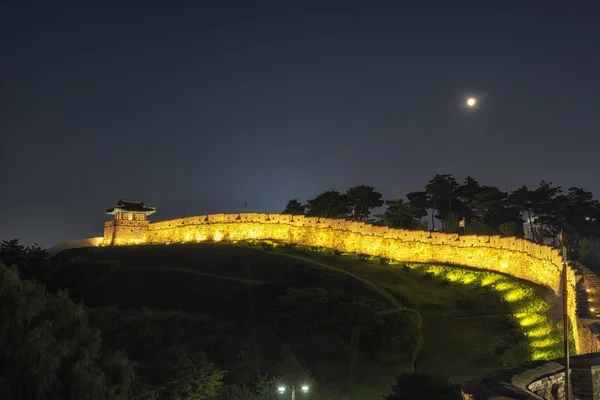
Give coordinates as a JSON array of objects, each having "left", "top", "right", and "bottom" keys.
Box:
[
  {"left": 357, "top": 254, "right": 370, "bottom": 261},
  {"left": 379, "top": 257, "right": 391, "bottom": 265},
  {"left": 423, "top": 272, "right": 434, "bottom": 280},
  {"left": 500, "top": 341, "right": 532, "bottom": 367},
  {"left": 333, "top": 250, "right": 343, "bottom": 256},
  {"left": 383, "top": 372, "right": 461, "bottom": 400}
]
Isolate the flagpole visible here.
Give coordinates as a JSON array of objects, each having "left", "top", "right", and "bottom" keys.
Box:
[{"left": 561, "top": 229, "right": 570, "bottom": 400}]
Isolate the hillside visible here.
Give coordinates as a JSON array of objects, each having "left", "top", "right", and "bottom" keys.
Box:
[{"left": 49, "top": 242, "right": 562, "bottom": 399}]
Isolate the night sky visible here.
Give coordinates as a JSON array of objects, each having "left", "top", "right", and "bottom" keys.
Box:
[{"left": 2, "top": 1, "right": 599, "bottom": 248}]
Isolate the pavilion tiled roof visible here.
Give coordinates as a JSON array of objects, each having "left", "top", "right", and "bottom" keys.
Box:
[{"left": 106, "top": 199, "right": 156, "bottom": 214}]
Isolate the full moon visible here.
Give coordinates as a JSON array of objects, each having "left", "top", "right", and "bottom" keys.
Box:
[{"left": 467, "top": 97, "right": 477, "bottom": 107}]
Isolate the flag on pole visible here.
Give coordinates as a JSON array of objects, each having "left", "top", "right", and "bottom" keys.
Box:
[{"left": 458, "top": 218, "right": 466, "bottom": 228}]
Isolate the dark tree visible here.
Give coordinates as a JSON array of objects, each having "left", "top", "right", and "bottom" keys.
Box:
[
  {"left": 0, "top": 239, "right": 27, "bottom": 269},
  {"left": 383, "top": 373, "right": 460, "bottom": 400},
  {"left": 0, "top": 239, "right": 50, "bottom": 282},
  {"left": 531, "top": 180, "right": 562, "bottom": 243},
  {"left": 509, "top": 186, "right": 537, "bottom": 241},
  {"left": 405, "top": 191, "right": 430, "bottom": 221},
  {"left": 305, "top": 191, "right": 350, "bottom": 219},
  {"left": 0, "top": 263, "right": 136, "bottom": 400},
  {"left": 346, "top": 185, "right": 384, "bottom": 221},
  {"left": 424, "top": 174, "right": 460, "bottom": 231},
  {"left": 282, "top": 199, "right": 306, "bottom": 215},
  {"left": 378, "top": 199, "right": 421, "bottom": 229}
]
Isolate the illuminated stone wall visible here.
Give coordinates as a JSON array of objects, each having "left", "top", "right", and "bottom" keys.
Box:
[
  {"left": 102, "top": 212, "right": 583, "bottom": 353},
  {"left": 103, "top": 220, "right": 149, "bottom": 246},
  {"left": 49, "top": 237, "right": 103, "bottom": 255}
]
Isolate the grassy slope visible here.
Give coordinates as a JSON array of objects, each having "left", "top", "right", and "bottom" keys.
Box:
[{"left": 52, "top": 242, "right": 554, "bottom": 396}]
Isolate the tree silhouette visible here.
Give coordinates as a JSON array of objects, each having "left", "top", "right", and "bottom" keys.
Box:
[
  {"left": 383, "top": 373, "right": 460, "bottom": 400},
  {"left": 0, "top": 262, "right": 135, "bottom": 400},
  {"left": 282, "top": 199, "right": 306, "bottom": 215},
  {"left": 305, "top": 191, "right": 350, "bottom": 219},
  {"left": 346, "top": 185, "right": 384, "bottom": 221},
  {"left": 378, "top": 199, "right": 421, "bottom": 229}
]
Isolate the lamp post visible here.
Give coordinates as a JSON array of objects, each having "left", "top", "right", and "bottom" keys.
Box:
[
  {"left": 278, "top": 384, "right": 309, "bottom": 399},
  {"left": 560, "top": 230, "right": 571, "bottom": 400}
]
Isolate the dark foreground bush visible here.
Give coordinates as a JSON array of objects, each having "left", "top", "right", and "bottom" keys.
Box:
[{"left": 383, "top": 372, "right": 461, "bottom": 400}]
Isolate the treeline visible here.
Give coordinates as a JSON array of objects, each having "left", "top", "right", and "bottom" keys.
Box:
[
  {"left": 0, "top": 239, "right": 226, "bottom": 400},
  {"left": 283, "top": 175, "right": 600, "bottom": 265},
  {"left": 0, "top": 239, "right": 439, "bottom": 399}
]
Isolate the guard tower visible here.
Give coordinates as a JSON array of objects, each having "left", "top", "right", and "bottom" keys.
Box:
[{"left": 103, "top": 199, "right": 156, "bottom": 245}]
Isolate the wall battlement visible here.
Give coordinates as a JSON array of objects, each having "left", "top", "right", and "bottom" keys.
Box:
[
  {"left": 55, "top": 212, "right": 586, "bottom": 354},
  {"left": 142, "top": 213, "right": 581, "bottom": 352}
]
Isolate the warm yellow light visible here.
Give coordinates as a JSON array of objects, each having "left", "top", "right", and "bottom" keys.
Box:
[
  {"left": 505, "top": 289, "right": 525, "bottom": 302},
  {"left": 467, "top": 97, "right": 477, "bottom": 107}
]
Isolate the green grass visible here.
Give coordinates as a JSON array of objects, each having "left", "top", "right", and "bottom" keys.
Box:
[{"left": 51, "top": 241, "right": 565, "bottom": 397}]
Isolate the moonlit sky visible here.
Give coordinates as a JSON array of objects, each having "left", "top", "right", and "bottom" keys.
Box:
[{"left": 1, "top": 1, "right": 599, "bottom": 247}]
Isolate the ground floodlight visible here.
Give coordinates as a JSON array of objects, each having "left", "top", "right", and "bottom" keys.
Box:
[
  {"left": 301, "top": 385, "right": 309, "bottom": 392},
  {"left": 278, "top": 386, "right": 286, "bottom": 393}
]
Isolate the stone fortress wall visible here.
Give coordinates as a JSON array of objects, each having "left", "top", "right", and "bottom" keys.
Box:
[
  {"left": 138, "top": 212, "right": 584, "bottom": 353},
  {"left": 49, "top": 237, "right": 103, "bottom": 255},
  {"left": 52, "top": 212, "right": 589, "bottom": 354}
]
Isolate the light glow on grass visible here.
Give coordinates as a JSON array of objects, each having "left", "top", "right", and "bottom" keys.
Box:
[
  {"left": 519, "top": 315, "right": 545, "bottom": 327},
  {"left": 531, "top": 339, "right": 559, "bottom": 348},
  {"left": 532, "top": 351, "right": 555, "bottom": 360},
  {"left": 481, "top": 275, "right": 499, "bottom": 286},
  {"left": 494, "top": 282, "right": 512, "bottom": 292},
  {"left": 504, "top": 289, "right": 526, "bottom": 302},
  {"left": 527, "top": 326, "right": 553, "bottom": 338},
  {"left": 411, "top": 263, "right": 565, "bottom": 362}
]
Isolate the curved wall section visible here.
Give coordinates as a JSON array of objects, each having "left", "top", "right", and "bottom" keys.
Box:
[
  {"left": 49, "top": 237, "right": 103, "bottom": 255},
  {"left": 144, "top": 213, "right": 581, "bottom": 353}
]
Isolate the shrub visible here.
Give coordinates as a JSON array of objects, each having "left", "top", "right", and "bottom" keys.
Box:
[
  {"left": 379, "top": 257, "right": 391, "bottom": 265},
  {"left": 500, "top": 341, "right": 532, "bottom": 367},
  {"left": 357, "top": 254, "right": 370, "bottom": 261},
  {"left": 383, "top": 372, "right": 461, "bottom": 400}
]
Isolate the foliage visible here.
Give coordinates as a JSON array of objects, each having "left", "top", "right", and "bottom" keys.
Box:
[
  {"left": 382, "top": 373, "right": 460, "bottom": 400},
  {"left": 282, "top": 199, "right": 306, "bottom": 215},
  {"left": 576, "top": 237, "right": 600, "bottom": 274},
  {"left": 411, "top": 264, "right": 565, "bottom": 361},
  {"left": 305, "top": 190, "right": 351, "bottom": 219},
  {"left": 377, "top": 199, "right": 422, "bottom": 229},
  {"left": 165, "top": 351, "right": 225, "bottom": 400},
  {"left": 346, "top": 185, "right": 384, "bottom": 221},
  {"left": 0, "top": 262, "right": 135, "bottom": 400},
  {"left": 45, "top": 242, "right": 570, "bottom": 397},
  {"left": 0, "top": 238, "right": 50, "bottom": 282},
  {"left": 284, "top": 175, "right": 600, "bottom": 265}
]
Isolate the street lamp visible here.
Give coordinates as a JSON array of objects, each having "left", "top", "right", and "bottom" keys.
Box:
[{"left": 277, "top": 384, "right": 309, "bottom": 399}]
